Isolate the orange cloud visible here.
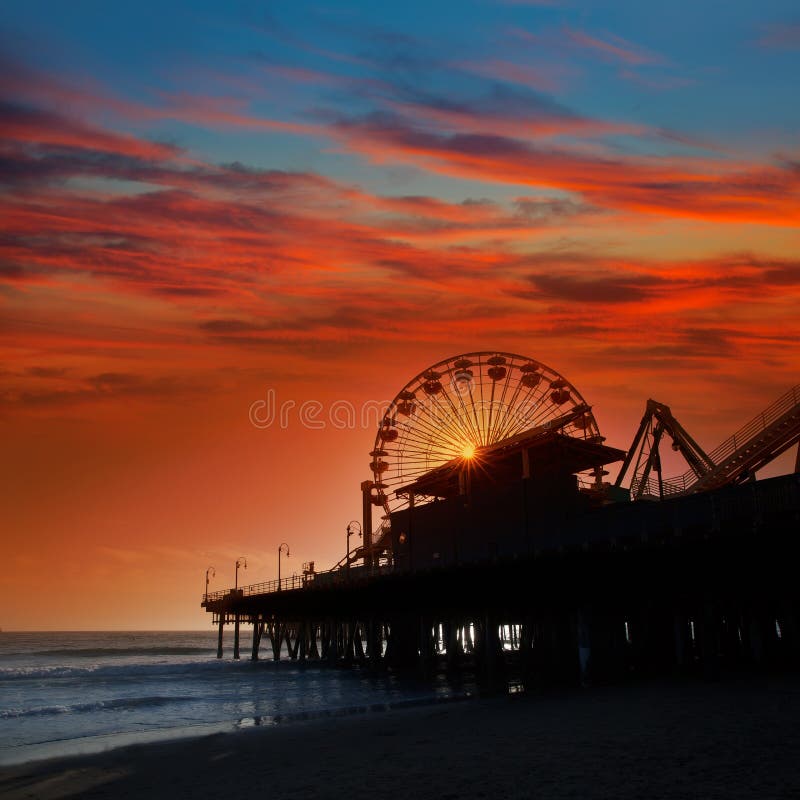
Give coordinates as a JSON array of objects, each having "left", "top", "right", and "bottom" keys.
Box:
[{"left": 327, "top": 114, "right": 800, "bottom": 226}]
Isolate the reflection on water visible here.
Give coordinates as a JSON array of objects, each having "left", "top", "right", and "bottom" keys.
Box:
[{"left": 0, "top": 631, "right": 475, "bottom": 766}]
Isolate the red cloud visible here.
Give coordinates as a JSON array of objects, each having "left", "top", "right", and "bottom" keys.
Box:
[
  {"left": 2, "top": 58, "right": 799, "bottom": 420},
  {"left": 1, "top": 102, "right": 179, "bottom": 161},
  {"left": 327, "top": 115, "right": 800, "bottom": 226}
]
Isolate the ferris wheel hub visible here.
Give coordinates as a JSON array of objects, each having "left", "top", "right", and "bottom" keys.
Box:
[{"left": 368, "top": 351, "right": 603, "bottom": 522}]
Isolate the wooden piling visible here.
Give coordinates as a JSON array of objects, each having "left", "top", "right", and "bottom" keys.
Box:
[{"left": 251, "top": 619, "right": 263, "bottom": 661}]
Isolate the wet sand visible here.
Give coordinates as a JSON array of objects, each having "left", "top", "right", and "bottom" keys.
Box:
[{"left": 3, "top": 676, "right": 800, "bottom": 799}]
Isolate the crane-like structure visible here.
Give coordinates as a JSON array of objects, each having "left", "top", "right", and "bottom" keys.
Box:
[{"left": 616, "top": 385, "right": 800, "bottom": 500}]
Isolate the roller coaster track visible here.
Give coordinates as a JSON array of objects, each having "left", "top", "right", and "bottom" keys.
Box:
[{"left": 617, "top": 384, "right": 800, "bottom": 500}]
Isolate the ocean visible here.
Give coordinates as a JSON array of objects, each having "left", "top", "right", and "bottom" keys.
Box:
[{"left": 0, "top": 630, "right": 460, "bottom": 766}]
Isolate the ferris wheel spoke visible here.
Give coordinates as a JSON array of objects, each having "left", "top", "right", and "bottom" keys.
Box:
[
  {"left": 450, "top": 378, "right": 484, "bottom": 446},
  {"left": 371, "top": 351, "right": 600, "bottom": 519},
  {"left": 462, "top": 380, "right": 485, "bottom": 448},
  {"left": 393, "top": 393, "right": 457, "bottom": 446},
  {"left": 490, "top": 371, "right": 528, "bottom": 442},
  {"left": 424, "top": 377, "right": 480, "bottom": 447},
  {"left": 490, "top": 357, "right": 520, "bottom": 443},
  {"left": 396, "top": 425, "right": 463, "bottom": 459},
  {"left": 440, "top": 372, "right": 485, "bottom": 447},
  {"left": 418, "top": 397, "right": 475, "bottom": 452},
  {"left": 485, "top": 359, "right": 515, "bottom": 445},
  {"left": 521, "top": 391, "right": 577, "bottom": 430},
  {"left": 478, "top": 357, "right": 491, "bottom": 445},
  {"left": 467, "top": 377, "right": 488, "bottom": 446},
  {"left": 494, "top": 378, "right": 548, "bottom": 441},
  {"left": 396, "top": 419, "right": 463, "bottom": 464},
  {"left": 410, "top": 400, "right": 470, "bottom": 454},
  {"left": 486, "top": 374, "right": 498, "bottom": 444}
]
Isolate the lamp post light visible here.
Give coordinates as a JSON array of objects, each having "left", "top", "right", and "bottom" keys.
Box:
[
  {"left": 278, "top": 543, "right": 290, "bottom": 589},
  {"left": 204, "top": 566, "right": 216, "bottom": 601},
  {"left": 346, "top": 520, "right": 362, "bottom": 570},
  {"left": 235, "top": 557, "right": 247, "bottom": 590}
]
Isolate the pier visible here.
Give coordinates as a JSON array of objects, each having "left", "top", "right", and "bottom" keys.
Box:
[{"left": 202, "top": 353, "right": 800, "bottom": 688}]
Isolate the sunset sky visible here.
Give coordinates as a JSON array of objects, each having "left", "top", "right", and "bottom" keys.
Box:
[{"left": 2, "top": 1, "right": 799, "bottom": 630}]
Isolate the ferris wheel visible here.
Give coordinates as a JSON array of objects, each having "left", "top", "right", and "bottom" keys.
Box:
[{"left": 369, "top": 351, "right": 601, "bottom": 518}]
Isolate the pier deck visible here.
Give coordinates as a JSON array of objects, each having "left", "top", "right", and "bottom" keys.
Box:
[{"left": 203, "top": 473, "right": 800, "bottom": 686}]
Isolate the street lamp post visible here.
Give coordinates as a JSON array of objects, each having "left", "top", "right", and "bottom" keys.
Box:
[
  {"left": 278, "top": 543, "right": 290, "bottom": 589},
  {"left": 346, "top": 520, "right": 362, "bottom": 570},
  {"left": 235, "top": 557, "right": 247, "bottom": 590},
  {"left": 204, "top": 566, "right": 215, "bottom": 601},
  {"left": 232, "top": 557, "right": 247, "bottom": 662}
]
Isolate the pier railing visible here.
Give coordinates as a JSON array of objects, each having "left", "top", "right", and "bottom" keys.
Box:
[
  {"left": 203, "top": 564, "right": 392, "bottom": 604},
  {"left": 204, "top": 575, "right": 302, "bottom": 603}
]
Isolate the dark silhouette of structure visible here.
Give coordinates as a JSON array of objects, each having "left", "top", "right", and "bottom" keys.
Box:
[
  {"left": 203, "top": 354, "right": 800, "bottom": 687},
  {"left": 616, "top": 387, "right": 800, "bottom": 500}
]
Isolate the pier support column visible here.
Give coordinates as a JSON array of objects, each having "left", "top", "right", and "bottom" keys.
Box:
[
  {"left": 418, "top": 617, "right": 436, "bottom": 678},
  {"left": 288, "top": 625, "right": 301, "bottom": 660},
  {"left": 366, "top": 618, "right": 382, "bottom": 669},
  {"left": 251, "top": 620, "right": 263, "bottom": 661},
  {"left": 746, "top": 608, "right": 766, "bottom": 666},
  {"left": 326, "top": 620, "right": 339, "bottom": 664},
  {"left": 354, "top": 622, "right": 366, "bottom": 662},
  {"left": 217, "top": 615, "right": 224, "bottom": 659},
  {"left": 233, "top": 614, "right": 241, "bottom": 660},
  {"left": 344, "top": 621, "right": 356, "bottom": 665},
  {"left": 518, "top": 618, "right": 536, "bottom": 688},
  {"left": 269, "top": 623, "right": 282, "bottom": 661},
  {"left": 297, "top": 623, "right": 308, "bottom": 661},
  {"left": 386, "top": 615, "right": 417, "bottom": 671},
  {"left": 308, "top": 623, "right": 320, "bottom": 660},
  {"left": 445, "top": 620, "right": 462, "bottom": 672},
  {"left": 482, "top": 613, "right": 503, "bottom": 692}
]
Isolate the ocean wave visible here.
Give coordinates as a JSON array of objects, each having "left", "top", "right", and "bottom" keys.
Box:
[
  {"left": 1, "top": 695, "right": 193, "bottom": 719},
  {"left": 0, "top": 658, "right": 300, "bottom": 682},
  {"left": 30, "top": 646, "right": 214, "bottom": 657},
  {"left": 0, "top": 660, "right": 217, "bottom": 680},
  {"left": 0, "top": 665, "right": 101, "bottom": 679}
]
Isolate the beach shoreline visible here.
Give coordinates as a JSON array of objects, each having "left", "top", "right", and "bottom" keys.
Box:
[{"left": 3, "top": 675, "right": 799, "bottom": 799}]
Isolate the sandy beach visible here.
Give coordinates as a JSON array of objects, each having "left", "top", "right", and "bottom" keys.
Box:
[{"left": 3, "top": 675, "right": 799, "bottom": 800}]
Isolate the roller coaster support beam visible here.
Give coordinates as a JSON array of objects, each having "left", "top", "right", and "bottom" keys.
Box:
[{"left": 616, "top": 399, "right": 715, "bottom": 493}]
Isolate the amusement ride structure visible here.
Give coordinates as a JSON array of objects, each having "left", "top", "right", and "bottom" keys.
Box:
[
  {"left": 344, "top": 351, "right": 800, "bottom": 570},
  {"left": 203, "top": 351, "right": 800, "bottom": 685},
  {"left": 356, "top": 351, "right": 611, "bottom": 568},
  {"left": 616, "top": 387, "right": 800, "bottom": 500}
]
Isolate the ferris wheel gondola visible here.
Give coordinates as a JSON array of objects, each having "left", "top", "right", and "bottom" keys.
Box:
[{"left": 368, "top": 351, "right": 601, "bottom": 520}]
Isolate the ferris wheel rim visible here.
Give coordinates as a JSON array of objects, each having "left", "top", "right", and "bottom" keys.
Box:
[
  {"left": 384, "top": 351, "right": 594, "bottom": 416},
  {"left": 368, "top": 350, "right": 601, "bottom": 522}
]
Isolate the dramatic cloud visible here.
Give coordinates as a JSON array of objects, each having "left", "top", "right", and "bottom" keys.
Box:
[
  {"left": 2, "top": 37, "right": 799, "bottom": 418},
  {"left": 0, "top": 101, "right": 179, "bottom": 161},
  {"left": 327, "top": 112, "right": 800, "bottom": 225},
  {"left": 518, "top": 272, "right": 661, "bottom": 304}
]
